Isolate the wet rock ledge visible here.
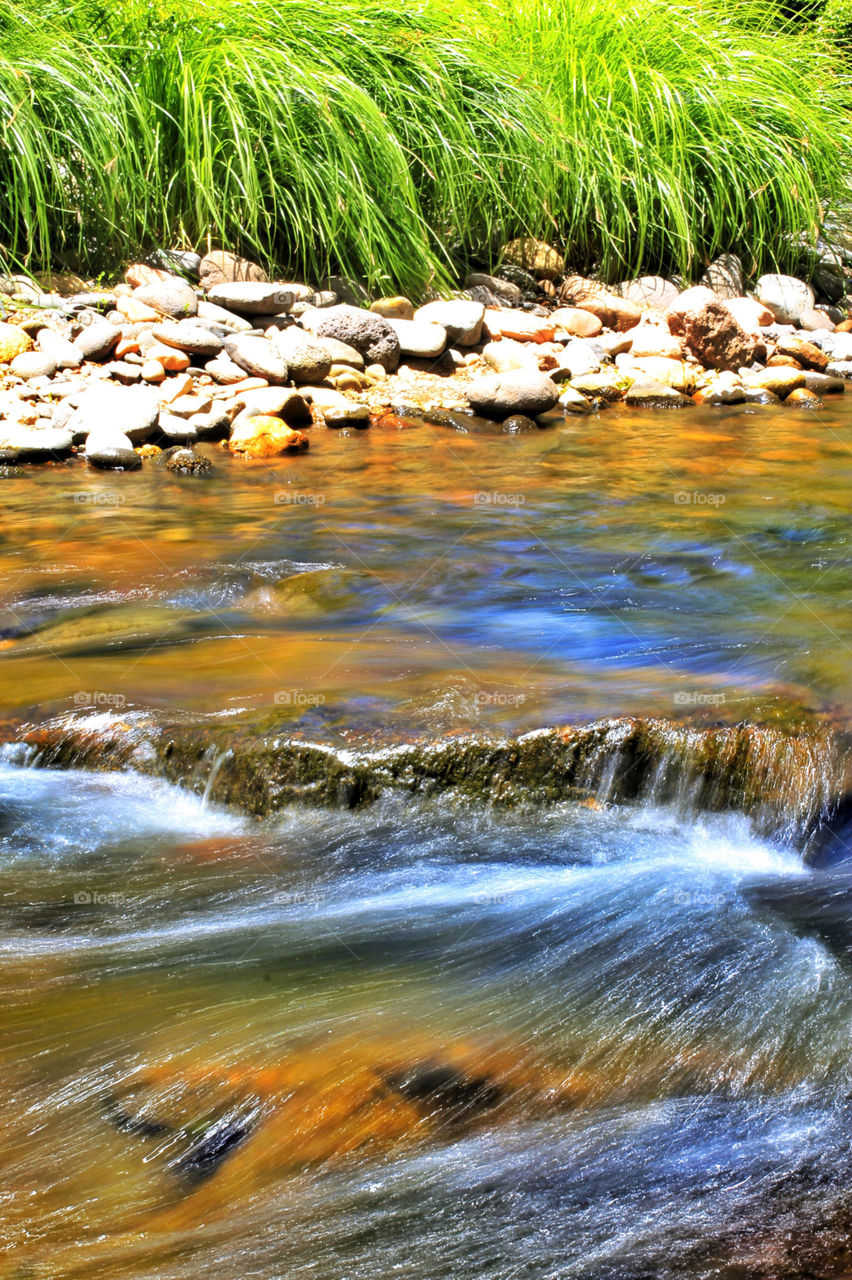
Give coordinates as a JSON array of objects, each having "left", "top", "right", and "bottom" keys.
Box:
[{"left": 12, "top": 711, "right": 852, "bottom": 849}]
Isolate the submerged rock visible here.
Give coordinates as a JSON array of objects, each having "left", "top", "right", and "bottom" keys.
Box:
[{"left": 17, "top": 714, "right": 849, "bottom": 846}]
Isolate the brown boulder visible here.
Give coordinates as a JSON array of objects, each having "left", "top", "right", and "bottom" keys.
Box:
[
  {"left": 676, "top": 299, "right": 758, "bottom": 372},
  {"left": 665, "top": 287, "right": 718, "bottom": 335},
  {"left": 199, "top": 251, "right": 268, "bottom": 289}
]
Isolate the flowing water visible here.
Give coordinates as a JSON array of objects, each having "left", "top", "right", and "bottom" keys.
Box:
[{"left": 4, "top": 401, "right": 852, "bottom": 1278}]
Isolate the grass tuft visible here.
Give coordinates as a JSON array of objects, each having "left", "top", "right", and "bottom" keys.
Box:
[{"left": 0, "top": 0, "right": 848, "bottom": 291}]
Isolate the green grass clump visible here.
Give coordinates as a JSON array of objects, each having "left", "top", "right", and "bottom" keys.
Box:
[{"left": 0, "top": 0, "right": 848, "bottom": 291}]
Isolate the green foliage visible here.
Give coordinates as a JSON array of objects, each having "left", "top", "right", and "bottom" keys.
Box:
[{"left": 0, "top": 0, "right": 848, "bottom": 291}]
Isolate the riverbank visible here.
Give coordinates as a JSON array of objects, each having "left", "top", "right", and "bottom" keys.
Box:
[{"left": 0, "top": 241, "right": 851, "bottom": 469}]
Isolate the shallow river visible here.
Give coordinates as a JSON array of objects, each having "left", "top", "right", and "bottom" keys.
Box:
[{"left": 3, "top": 400, "right": 852, "bottom": 1278}]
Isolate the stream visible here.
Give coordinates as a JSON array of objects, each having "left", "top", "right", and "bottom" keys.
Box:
[{"left": 3, "top": 401, "right": 852, "bottom": 1278}]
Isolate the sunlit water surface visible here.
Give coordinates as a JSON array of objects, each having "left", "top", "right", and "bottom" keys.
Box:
[{"left": 3, "top": 403, "right": 852, "bottom": 1277}]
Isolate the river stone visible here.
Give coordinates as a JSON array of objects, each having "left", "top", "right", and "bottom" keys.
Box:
[
  {"left": 303, "top": 385, "right": 370, "bottom": 426},
  {"left": 311, "top": 305, "right": 400, "bottom": 371},
  {"left": 207, "top": 282, "right": 294, "bottom": 316},
  {"left": 67, "top": 385, "right": 161, "bottom": 443},
  {"left": 10, "top": 351, "right": 58, "bottom": 379},
  {"left": 164, "top": 447, "right": 213, "bottom": 475},
  {"left": 370, "top": 296, "right": 414, "bottom": 321},
  {"left": 665, "top": 286, "right": 718, "bottom": 334},
  {"left": 228, "top": 387, "right": 313, "bottom": 427},
  {"left": 744, "top": 367, "right": 806, "bottom": 398},
  {"left": 677, "top": 299, "right": 758, "bottom": 372},
  {"left": 387, "top": 318, "right": 447, "bottom": 359},
  {"left": 36, "top": 328, "right": 82, "bottom": 370},
  {"left": 466, "top": 371, "right": 559, "bottom": 420},
  {"left": 308, "top": 335, "right": 364, "bottom": 370},
  {"left": 699, "top": 253, "right": 744, "bottom": 299},
  {"left": 624, "top": 380, "right": 693, "bottom": 408},
  {"left": 501, "top": 237, "right": 564, "bottom": 280},
  {"left": 569, "top": 371, "right": 626, "bottom": 401},
  {"left": 85, "top": 429, "right": 141, "bottom": 469},
  {"left": 224, "top": 335, "right": 288, "bottom": 384},
  {"left": 755, "top": 274, "right": 815, "bottom": 325},
  {"left": 189, "top": 407, "right": 231, "bottom": 440},
  {"left": 0, "top": 424, "right": 74, "bottom": 459},
  {"left": 618, "top": 276, "right": 680, "bottom": 313},
  {"left": 549, "top": 307, "right": 603, "bottom": 338},
  {"left": 482, "top": 339, "right": 538, "bottom": 374},
  {"left": 774, "top": 335, "right": 828, "bottom": 372},
  {"left": 206, "top": 353, "right": 252, "bottom": 385},
  {"left": 559, "top": 386, "right": 594, "bottom": 413},
  {"left": 827, "top": 361, "right": 852, "bottom": 379},
  {"left": 133, "top": 277, "right": 198, "bottom": 320},
  {"left": 464, "top": 273, "right": 523, "bottom": 306},
  {"left": 552, "top": 339, "right": 602, "bottom": 379},
  {"left": 149, "top": 249, "right": 202, "bottom": 281},
  {"left": 559, "top": 277, "right": 642, "bottom": 332},
  {"left": 627, "top": 325, "right": 683, "bottom": 359},
  {"left": 152, "top": 321, "right": 223, "bottom": 358},
  {"left": 196, "top": 300, "right": 253, "bottom": 333},
  {"left": 413, "top": 300, "right": 484, "bottom": 347},
  {"left": 229, "top": 415, "right": 309, "bottom": 457},
  {"left": 74, "top": 320, "right": 120, "bottom": 361},
  {"left": 786, "top": 387, "right": 824, "bottom": 408},
  {"left": 799, "top": 308, "right": 835, "bottom": 332},
  {"left": 0, "top": 322, "right": 33, "bottom": 363},
  {"left": 270, "top": 329, "right": 332, "bottom": 384},
  {"left": 199, "top": 251, "right": 268, "bottom": 289},
  {"left": 725, "top": 297, "right": 774, "bottom": 332},
  {"left": 802, "top": 371, "right": 845, "bottom": 394},
  {"left": 158, "top": 412, "right": 198, "bottom": 444}
]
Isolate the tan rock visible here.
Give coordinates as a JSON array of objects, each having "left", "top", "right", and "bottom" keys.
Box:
[
  {"left": 624, "top": 356, "right": 704, "bottom": 394},
  {"left": 116, "top": 295, "right": 161, "bottom": 324},
  {"left": 550, "top": 307, "right": 602, "bottom": 338},
  {"left": 141, "top": 360, "right": 166, "bottom": 384},
  {"left": 483, "top": 308, "right": 557, "bottom": 343},
  {"left": 370, "top": 297, "right": 414, "bottom": 321},
  {"left": 744, "top": 368, "right": 806, "bottom": 399},
  {"left": 624, "top": 380, "right": 693, "bottom": 408},
  {"left": 501, "top": 237, "right": 564, "bottom": 280},
  {"left": 559, "top": 276, "right": 641, "bottom": 331},
  {"left": 774, "top": 336, "right": 829, "bottom": 372},
  {"left": 33, "top": 270, "right": 88, "bottom": 296},
  {"left": 786, "top": 387, "right": 823, "bottom": 408},
  {"left": 724, "top": 296, "right": 774, "bottom": 332},
  {"left": 0, "top": 322, "right": 33, "bottom": 364},
  {"left": 148, "top": 342, "right": 191, "bottom": 373},
  {"left": 199, "top": 251, "right": 268, "bottom": 289},
  {"left": 125, "top": 263, "right": 172, "bottom": 288},
  {"left": 627, "top": 324, "right": 683, "bottom": 360},
  {"left": 229, "top": 415, "right": 309, "bottom": 457},
  {"left": 798, "top": 308, "right": 834, "bottom": 333},
  {"left": 115, "top": 336, "right": 141, "bottom": 358},
  {"left": 159, "top": 373, "right": 195, "bottom": 403},
  {"left": 665, "top": 287, "right": 718, "bottom": 334},
  {"left": 570, "top": 371, "right": 627, "bottom": 401}
]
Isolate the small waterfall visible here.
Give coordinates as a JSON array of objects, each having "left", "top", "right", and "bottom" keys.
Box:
[{"left": 12, "top": 710, "right": 852, "bottom": 846}]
